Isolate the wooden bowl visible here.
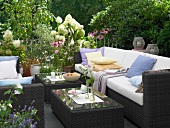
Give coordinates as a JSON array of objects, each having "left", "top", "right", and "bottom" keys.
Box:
[{"left": 63, "top": 72, "right": 80, "bottom": 81}]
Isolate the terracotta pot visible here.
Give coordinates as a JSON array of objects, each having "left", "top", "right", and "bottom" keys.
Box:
[
  {"left": 23, "top": 65, "right": 31, "bottom": 77},
  {"left": 63, "top": 66, "right": 73, "bottom": 73}
]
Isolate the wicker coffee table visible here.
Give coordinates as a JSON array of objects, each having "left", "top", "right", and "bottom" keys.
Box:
[
  {"left": 51, "top": 88, "right": 124, "bottom": 128},
  {"left": 35, "top": 73, "right": 83, "bottom": 103}
]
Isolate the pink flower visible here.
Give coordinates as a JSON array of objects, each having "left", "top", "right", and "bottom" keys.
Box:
[
  {"left": 97, "top": 35, "right": 104, "bottom": 40},
  {"left": 100, "top": 30, "right": 108, "bottom": 34},
  {"left": 55, "top": 50, "right": 59, "bottom": 54},
  {"left": 67, "top": 57, "right": 73, "bottom": 60}
]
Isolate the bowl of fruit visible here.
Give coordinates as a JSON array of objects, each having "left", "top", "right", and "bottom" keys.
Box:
[{"left": 63, "top": 72, "right": 81, "bottom": 82}]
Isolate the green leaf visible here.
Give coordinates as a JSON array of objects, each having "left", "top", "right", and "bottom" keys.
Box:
[{"left": 4, "top": 89, "right": 11, "bottom": 95}]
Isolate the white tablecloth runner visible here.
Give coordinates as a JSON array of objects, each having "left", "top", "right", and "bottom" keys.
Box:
[{"left": 68, "top": 93, "right": 104, "bottom": 104}]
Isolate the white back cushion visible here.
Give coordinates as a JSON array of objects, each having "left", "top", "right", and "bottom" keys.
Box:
[
  {"left": 104, "top": 47, "right": 126, "bottom": 67},
  {"left": 122, "top": 50, "right": 146, "bottom": 69},
  {"left": 0, "top": 60, "right": 18, "bottom": 79},
  {"left": 145, "top": 53, "right": 170, "bottom": 70}
]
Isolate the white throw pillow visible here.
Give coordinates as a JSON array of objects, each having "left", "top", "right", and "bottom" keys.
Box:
[
  {"left": 91, "top": 57, "right": 117, "bottom": 65},
  {"left": 0, "top": 60, "right": 18, "bottom": 79}
]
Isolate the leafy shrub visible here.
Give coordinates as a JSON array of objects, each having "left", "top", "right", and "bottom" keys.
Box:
[
  {"left": 90, "top": 0, "right": 170, "bottom": 56},
  {"left": 50, "top": 0, "right": 105, "bottom": 33}
]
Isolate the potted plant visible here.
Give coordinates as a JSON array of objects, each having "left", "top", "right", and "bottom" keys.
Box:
[
  {"left": 51, "top": 14, "right": 96, "bottom": 72},
  {"left": 25, "top": 24, "right": 55, "bottom": 76}
]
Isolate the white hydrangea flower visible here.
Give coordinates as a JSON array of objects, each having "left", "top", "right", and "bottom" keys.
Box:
[
  {"left": 59, "top": 36, "right": 65, "bottom": 42},
  {"left": 83, "top": 41, "right": 90, "bottom": 48},
  {"left": 3, "top": 30, "right": 13, "bottom": 41},
  {"left": 56, "top": 16, "right": 62, "bottom": 23},
  {"left": 77, "top": 25, "right": 84, "bottom": 30},
  {"left": 50, "top": 30, "right": 57, "bottom": 36},
  {"left": 58, "top": 24, "right": 66, "bottom": 35},
  {"left": 55, "top": 35, "right": 60, "bottom": 41},
  {"left": 13, "top": 39, "right": 20, "bottom": 48},
  {"left": 65, "top": 14, "right": 73, "bottom": 23}
]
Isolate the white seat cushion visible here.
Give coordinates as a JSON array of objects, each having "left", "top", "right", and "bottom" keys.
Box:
[{"left": 107, "top": 76, "right": 143, "bottom": 105}]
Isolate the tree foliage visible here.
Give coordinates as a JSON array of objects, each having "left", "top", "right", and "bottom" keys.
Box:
[
  {"left": 50, "top": 0, "right": 105, "bottom": 33},
  {"left": 90, "top": 0, "right": 170, "bottom": 56}
]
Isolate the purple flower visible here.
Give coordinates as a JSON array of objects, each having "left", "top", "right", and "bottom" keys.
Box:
[
  {"left": 100, "top": 30, "right": 108, "bottom": 34},
  {"left": 97, "top": 35, "right": 104, "bottom": 40},
  {"left": 55, "top": 50, "right": 59, "bottom": 54},
  {"left": 19, "top": 123, "right": 25, "bottom": 127}
]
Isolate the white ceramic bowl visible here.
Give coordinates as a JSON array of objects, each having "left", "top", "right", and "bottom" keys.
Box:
[{"left": 63, "top": 72, "right": 81, "bottom": 82}]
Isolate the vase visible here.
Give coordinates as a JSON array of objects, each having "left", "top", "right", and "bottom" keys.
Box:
[
  {"left": 85, "top": 81, "right": 89, "bottom": 99},
  {"left": 146, "top": 44, "right": 159, "bottom": 55},
  {"left": 90, "top": 84, "right": 95, "bottom": 102},
  {"left": 133, "top": 37, "right": 145, "bottom": 50},
  {"left": 30, "top": 64, "right": 41, "bottom": 77}
]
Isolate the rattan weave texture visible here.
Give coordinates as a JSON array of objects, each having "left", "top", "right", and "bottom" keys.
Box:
[
  {"left": 35, "top": 74, "right": 82, "bottom": 103},
  {"left": 0, "top": 83, "right": 44, "bottom": 128},
  {"left": 51, "top": 90, "right": 124, "bottom": 128},
  {"left": 74, "top": 51, "right": 170, "bottom": 128}
]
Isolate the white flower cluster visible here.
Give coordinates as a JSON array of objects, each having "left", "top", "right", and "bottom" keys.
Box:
[
  {"left": 3, "top": 30, "right": 21, "bottom": 48},
  {"left": 50, "top": 14, "right": 85, "bottom": 47}
]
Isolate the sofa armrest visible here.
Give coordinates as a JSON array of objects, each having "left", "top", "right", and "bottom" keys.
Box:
[
  {"left": 74, "top": 52, "right": 82, "bottom": 64},
  {"left": 143, "top": 70, "right": 170, "bottom": 127},
  {"left": 0, "top": 83, "right": 44, "bottom": 128}
]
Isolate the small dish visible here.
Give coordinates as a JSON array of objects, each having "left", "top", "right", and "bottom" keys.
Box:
[{"left": 68, "top": 90, "right": 82, "bottom": 96}]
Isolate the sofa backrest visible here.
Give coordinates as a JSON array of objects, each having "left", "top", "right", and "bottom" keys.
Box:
[
  {"left": 104, "top": 47, "right": 146, "bottom": 69},
  {"left": 104, "top": 47, "right": 126, "bottom": 67},
  {"left": 145, "top": 53, "right": 170, "bottom": 70},
  {"left": 122, "top": 50, "right": 146, "bottom": 69}
]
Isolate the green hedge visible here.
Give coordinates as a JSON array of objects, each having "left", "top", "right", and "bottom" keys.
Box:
[
  {"left": 50, "top": 0, "right": 105, "bottom": 33},
  {"left": 89, "top": 0, "right": 170, "bottom": 57}
]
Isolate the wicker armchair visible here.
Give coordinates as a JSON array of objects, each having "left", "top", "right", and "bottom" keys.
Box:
[
  {"left": 0, "top": 58, "right": 44, "bottom": 128},
  {"left": 74, "top": 51, "right": 170, "bottom": 128},
  {"left": 0, "top": 83, "right": 44, "bottom": 128}
]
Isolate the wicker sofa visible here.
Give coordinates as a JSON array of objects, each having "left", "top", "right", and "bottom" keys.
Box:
[
  {"left": 74, "top": 47, "right": 170, "bottom": 128},
  {"left": 0, "top": 59, "right": 44, "bottom": 128}
]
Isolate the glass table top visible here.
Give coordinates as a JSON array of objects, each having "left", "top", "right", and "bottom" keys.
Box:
[
  {"left": 52, "top": 88, "right": 123, "bottom": 111},
  {"left": 36, "top": 73, "right": 67, "bottom": 84}
]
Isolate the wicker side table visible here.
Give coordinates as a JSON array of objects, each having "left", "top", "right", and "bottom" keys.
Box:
[
  {"left": 51, "top": 88, "right": 124, "bottom": 128},
  {"left": 35, "top": 74, "right": 83, "bottom": 103}
]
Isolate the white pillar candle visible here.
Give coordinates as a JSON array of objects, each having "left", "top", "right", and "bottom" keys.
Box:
[
  {"left": 51, "top": 72, "right": 55, "bottom": 77},
  {"left": 80, "top": 84, "right": 87, "bottom": 92}
]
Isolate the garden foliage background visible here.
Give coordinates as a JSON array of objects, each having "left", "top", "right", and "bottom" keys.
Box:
[{"left": 0, "top": 0, "right": 170, "bottom": 57}]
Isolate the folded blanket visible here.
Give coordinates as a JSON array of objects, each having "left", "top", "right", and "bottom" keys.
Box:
[{"left": 94, "top": 69, "right": 127, "bottom": 94}]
